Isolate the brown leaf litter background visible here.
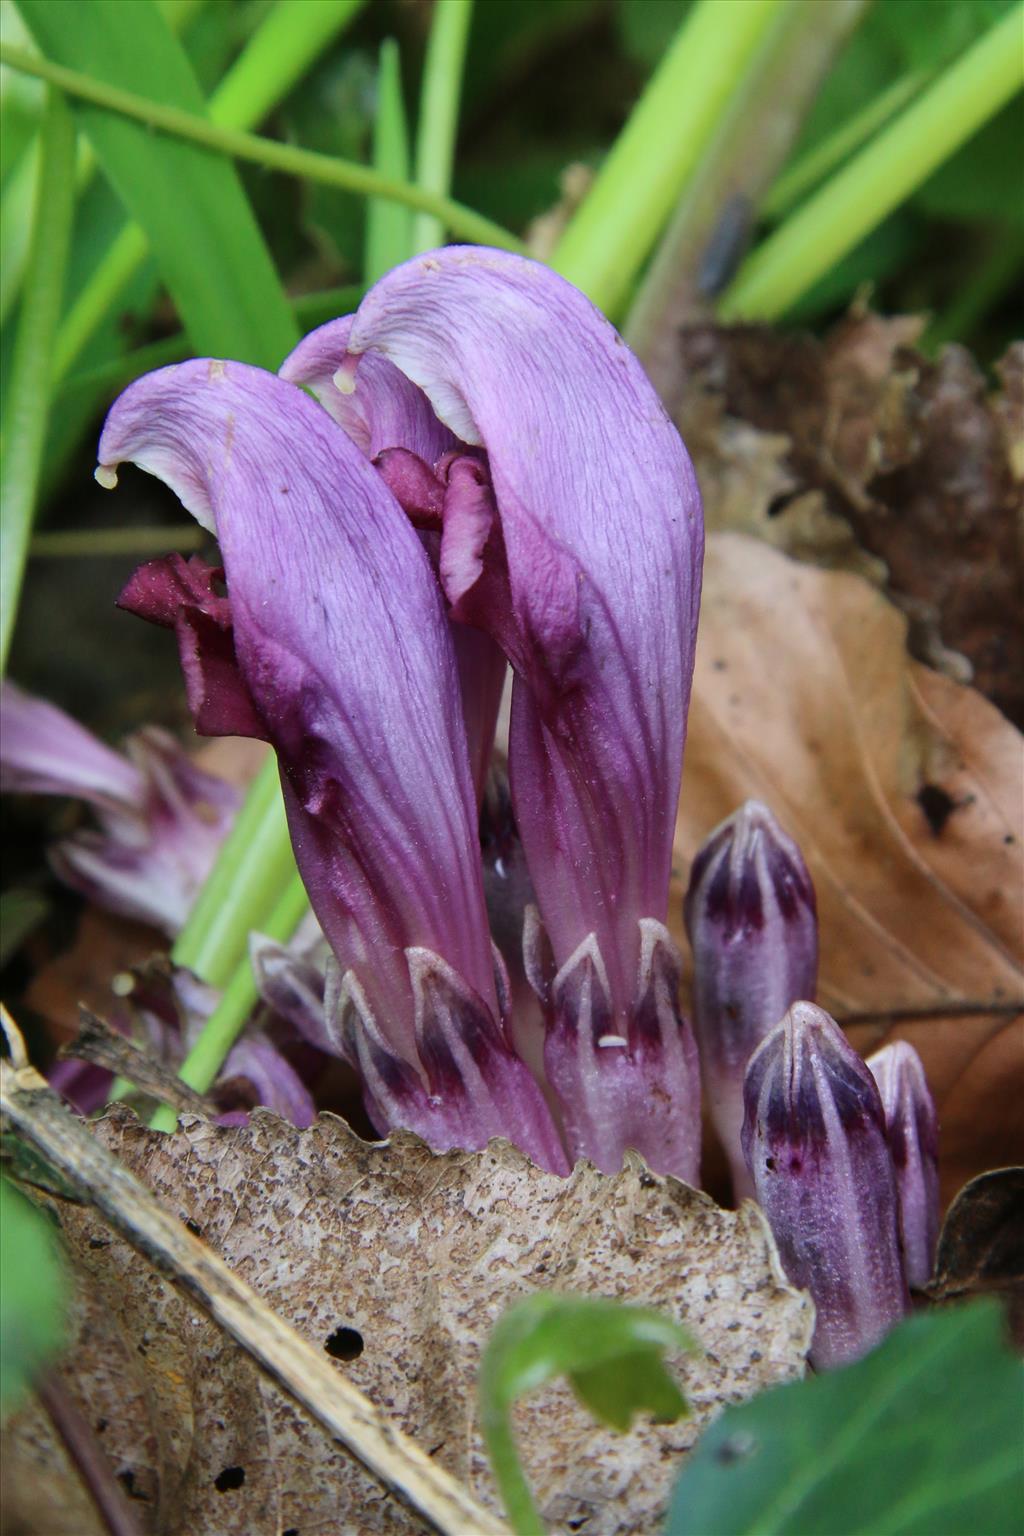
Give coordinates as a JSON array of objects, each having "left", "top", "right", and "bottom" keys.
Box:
[{"left": 2, "top": 1114, "right": 812, "bottom": 1536}]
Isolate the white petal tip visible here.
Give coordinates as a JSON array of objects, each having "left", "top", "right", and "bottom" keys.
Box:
[{"left": 94, "top": 464, "right": 118, "bottom": 490}]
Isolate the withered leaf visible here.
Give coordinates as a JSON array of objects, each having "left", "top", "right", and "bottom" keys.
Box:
[
  {"left": 675, "top": 533, "right": 1024, "bottom": 1205},
  {"left": 677, "top": 318, "right": 1023, "bottom": 721},
  {"left": 2, "top": 1111, "right": 812, "bottom": 1536}
]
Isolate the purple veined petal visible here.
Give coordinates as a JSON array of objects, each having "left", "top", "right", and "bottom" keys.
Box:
[
  {"left": 221, "top": 1037, "right": 317, "bottom": 1128},
  {"left": 1, "top": 683, "right": 241, "bottom": 936},
  {"left": 282, "top": 317, "right": 507, "bottom": 806},
  {"left": 249, "top": 927, "right": 331, "bottom": 1053},
  {"left": 98, "top": 359, "right": 566, "bottom": 1172},
  {"left": 543, "top": 919, "right": 700, "bottom": 1182},
  {"left": 0, "top": 681, "right": 146, "bottom": 814},
  {"left": 98, "top": 358, "right": 497, "bottom": 1055},
  {"left": 344, "top": 248, "right": 705, "bottom": 1026},
  {"left": 867, "top": 1041, "right": 940, "bottom": 1290},
  {"left": 684, "top": 800, "right": 818, "bottom": 1203},
  {"left": 742, "top": 1002, "right": 909, "bottom": 1369}
]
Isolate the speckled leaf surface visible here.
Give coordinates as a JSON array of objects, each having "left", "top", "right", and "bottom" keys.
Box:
[{"left": 2, "top": 1109, "right": 811, "bottom": 1535}]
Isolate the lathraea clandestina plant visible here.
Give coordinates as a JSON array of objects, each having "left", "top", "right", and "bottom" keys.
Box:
[{"left": 96, "top": 247, "right": 704, "bottom": 1183}]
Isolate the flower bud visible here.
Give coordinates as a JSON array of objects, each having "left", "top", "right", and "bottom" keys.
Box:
[
  {"left": 742, "top": 1002, "right": 909, "bottom": 1368},
  {"left": 684, "top": 800, "right": 817, "bottom": 1200},
  {"left": 867, "top": 1041, "right": 940, "bottom": 1289}
]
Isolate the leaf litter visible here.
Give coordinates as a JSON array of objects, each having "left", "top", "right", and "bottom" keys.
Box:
[{"left": 2, "top": 1111, "right": 811, "bottom": 1535}]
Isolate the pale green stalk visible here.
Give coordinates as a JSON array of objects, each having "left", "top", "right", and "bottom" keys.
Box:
[
  {"left": 366, "top": 39, "right": 412, "bottom": 281},
  {"left": 412, "top": 0, "right": 473, "bottom": 254},
  {"left": 150, "top": 872, "right": 310, "bottom": 1133},
  {"left": 0, "top": 88, "right": 74, "bottom": 673},
  {"left": 721, "top": 3, "right": 1024, "bottom": 320},
  {"left": 47, "top": 0, "right": 363, "bottom": 381},
  {"left": 30, "top": 524, "right": 205, "bottom": 558},
  {"left": 552, "top": 0, "right": 785, "bottom": 313},
  {"left": 172, "top": 753, "right": 292, "bottom": 988},
  {"left": 761, "top": 69, "right": 926, "bottom": 220}
]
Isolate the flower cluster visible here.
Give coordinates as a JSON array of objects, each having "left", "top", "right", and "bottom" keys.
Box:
[
  {"left": 685, "top": 801, "right": 940, "bottom": 1367},
  {"left": 96, "top": 247, "right": 704, "bottom": 1182}
]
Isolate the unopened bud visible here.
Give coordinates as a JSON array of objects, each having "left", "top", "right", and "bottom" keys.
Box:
[
  {"left": 742, "top": 1002, "right": 909, "bottom": 1369},
  {"left": 867, "top": 1041, "right": 940, "bottom": 1289},
  {"left": 684, "top": 801, "right": 817, "bottom": 1200}
]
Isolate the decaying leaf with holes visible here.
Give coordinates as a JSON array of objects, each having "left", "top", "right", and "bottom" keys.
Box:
[
  {"left": 1, "top": 1109, "right": 812, "bottom": 1535},
  {"left": 675, "top": 534, "right": 1024, "bottom": 1207}
]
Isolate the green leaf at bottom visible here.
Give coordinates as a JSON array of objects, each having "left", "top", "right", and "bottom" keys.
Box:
[{"left": 665, "top": 1301, "right": 1023, "bottom": 1536}]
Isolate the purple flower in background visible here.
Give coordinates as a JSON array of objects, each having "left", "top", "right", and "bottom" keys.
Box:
[
  {"left": 867, "top": 1041, "right": 940, "bottom": 1289},
  {"left": 0, "top": 680, "right": 239, "bottom": 934},
  {"left": 282, "top": 247, "right": 705, "bottom": 1181},
  {"left": 742, "top": 1002, "right": 909, "bottom": 1369},
  {"left": 98, "top": 357, "right": 566, "bottom": 1173},
  {"left": 684, "top": 800, "right": 818, "bottom": 1201}
]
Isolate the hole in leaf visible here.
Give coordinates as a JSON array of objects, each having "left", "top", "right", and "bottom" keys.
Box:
[
  {"left": 214, "top": 1466, "right": 245, "bottom": 1493},
  {"left": 325, "top": 1325, "right": 363, "bottom": 1362},
  {"left": 916, "top": 783, "right": 956, "bottom": 836}
]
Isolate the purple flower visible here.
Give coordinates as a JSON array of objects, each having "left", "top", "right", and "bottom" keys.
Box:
[
  {"left": 97, "top": 357, "right": 566, "bottom": 1173},
  {"left": 282, "top": 248, "right": 705, "bottom": 1181},
  {"left": 0, "top": 680, "right": 239, "bottom": 934},
  {"left": 742, "top": 1002, "right": 909, "bottom": 1368},
  {"left": 684, "top": 800, "right": 818, "bottom": 1200},
  {"left": 867, "top": 1041, "right": 940, "bottom": 1289}
]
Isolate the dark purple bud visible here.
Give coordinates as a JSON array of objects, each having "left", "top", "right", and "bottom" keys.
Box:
[
  {"left": 684, "top": 800, "right": 818, "bottom": 1200},
  {"left": 867, "top": 1042, "right": 940, "bottom": 1289},
  {"left": 742, "top": 1002, "right": 909, "bottom": 1369},
  {"left": 543, "top": 920, "right": 700, "bottom": 1182}
]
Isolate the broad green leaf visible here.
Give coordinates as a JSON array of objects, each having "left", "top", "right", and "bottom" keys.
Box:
[
  {"left": 18, "top": 0, "right": 298, "bottom": 369},
  {"left": 0, "top": 1178, "right": 67, "bottom": 1413},
  {"left": 665, "top": 1302, "right": 1023, "bottom": 1536},
  {"left": 480, "top": 1292, "right": 694, "bottom": 1534}
]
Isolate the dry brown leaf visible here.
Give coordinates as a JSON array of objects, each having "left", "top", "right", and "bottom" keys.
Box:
[
  {"left": 676, "top": 318, "right": 1024, "bottom": 720},
  {"left": 674, "top": 533, "right": 1024, "bottom": 1205},
  {"left": 3, "top": 1110, "right": 812, "bottom": 1536}
]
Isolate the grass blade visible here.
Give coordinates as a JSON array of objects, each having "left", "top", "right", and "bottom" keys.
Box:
[
  {"left": 412, "top": 0, "right": 474, "bottom": 254},
  {"left": 366, "top": 38, "right": 412, "bottom": 282},
  {"left": 0, "top": 87, "right": 74, "bottom": 672},
  {"left": 18, "top": 0, "right": 298, "bottom": 369}
]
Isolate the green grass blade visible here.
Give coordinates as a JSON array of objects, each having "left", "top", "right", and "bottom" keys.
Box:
[
  {"left": 0, "top": 87, "right": 74, "bottom": 672},
  {"left": 720, "top": 2, "right": 1024, "bottom": 321},
  {"left": 412, "top": 0, "right": 474, "bottom": 254},
  {"left": 18, "top": 0, "right": 298, "bottom": 369},
  {"left": 552, "top": 0, "right": 786, "bottom": 314},
  {"left": 366, "top": 39, "right": 412, "bottom": 282}
]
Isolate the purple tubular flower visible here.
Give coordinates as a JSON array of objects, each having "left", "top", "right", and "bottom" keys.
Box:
[
  {"left": 0, "top": 680, "right": 239, "bottom": 934},
  {"left": 313, "top": 247, "right": 704, "bottom": 1180},
  {"left": 867, "top": 1041, "right": 940, "bottom": 1289},
  {"left": 742, "top": 1002, "right": 909, "bottom": 1369},
  {"left": 684, "top": 800, "right": 818, "bottom": 1201},
  {"left": 280, "top": 314, "right": 507, "bottom": 806},
  {"left": 97, "top": 359, "right": 566, "bottom": 1173}
]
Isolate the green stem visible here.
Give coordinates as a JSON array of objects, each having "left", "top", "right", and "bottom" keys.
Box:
[
  {"left": 365, "top": 39, "right": 413, "bottom": 282},
  {"left": 412, "top": 0, "right": 474, "bottom": 254},
  {"left": 41, "top": 0, "right": 364, "bottom": 383},
  {"left": 480, "top": 1404, "right": 545, "bottom": 1536},
  {"left": 761, "top": 69, "right": 926, "bottom": 220},
  {"left": 624, "top": 0, "right": 865, "bottom": 405},
  {"left": 0, "top": 88, "right": 75, "bottom": 674},
  {"left": 551, "top": 0, "right": 786, "bottom": 314},
  {"left": 150, "top": 871, "right": 310, "bottom": 1132},
  {"left": 0, "top": 46, "right": 525, "bottom": 369},
  {"left": 171, "top": 753, "right": 292, "bottom": 988},
  {"left": 720, "top": 3, "right": 1024, "bottom": 321}
]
